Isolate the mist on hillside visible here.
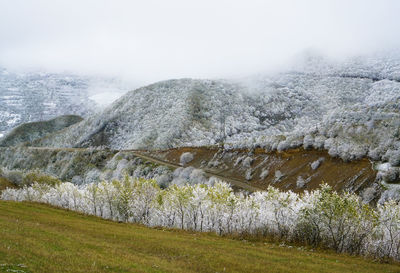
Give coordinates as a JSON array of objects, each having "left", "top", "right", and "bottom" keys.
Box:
[{"left": 0, "top": 0, "right": 399, "bottom": 85}]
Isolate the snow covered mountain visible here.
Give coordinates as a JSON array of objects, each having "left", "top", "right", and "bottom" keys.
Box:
[
  {"left": 0, "top": 115, "right": 83, "bottom": 147},
  {"left": 0, "top": 68, "right": 129, "bottom": 138},
  {"left": 30, "top": 52, "right": 400, "bottom": 166}
]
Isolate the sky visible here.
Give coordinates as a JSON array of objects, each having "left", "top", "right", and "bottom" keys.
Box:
[{"left": 0, "top": 0, "right": 399, "bottom": 84}]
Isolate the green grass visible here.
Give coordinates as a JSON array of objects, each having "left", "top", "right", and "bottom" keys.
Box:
[{"left": 0, "top": 201, "right": 399, "bottom": 273}]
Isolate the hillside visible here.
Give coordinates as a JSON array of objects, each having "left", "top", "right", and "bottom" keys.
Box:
[
  {"left": 30, "top": 52, "right": 400, "bottom": 168},
  {"left": 0, "top": 146, "right": 378, "bottom": 199},
  {"left": 1, "top": 201, "right": 399, "bottom": 273},
  {"left": 0, "top": 115, "right": 83, "bottom": 147},
  {"left": 144, "top": 146, "right": 378, "bottom": 198},
  {"left": 0, "top": 68, "right": 129, "bottom": 138}
]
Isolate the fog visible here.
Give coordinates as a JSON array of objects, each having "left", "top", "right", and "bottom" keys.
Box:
[{"left": 0, "top": 0, "right": 399, "bottom": 84}]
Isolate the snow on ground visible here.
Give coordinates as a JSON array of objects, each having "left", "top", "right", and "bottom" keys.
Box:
[
  {"left": 3, "top": 51, "right": 400, "bottom": 168},
  {"left": 0, "top": 68, "right": 133, "bottom": 135}
]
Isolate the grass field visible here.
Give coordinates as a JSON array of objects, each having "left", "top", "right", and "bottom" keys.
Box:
[{"left": 0, "top": 201, "right": 399, "bottom": 273}]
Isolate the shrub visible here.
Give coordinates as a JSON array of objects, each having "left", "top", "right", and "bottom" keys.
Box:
[
  {"left": 23, "top": 172, "right": 61, "bottom": 187},
  {"left": 180, "top": 152, "right": 194, "bottom": 166},
  {"left": 3, "top": 179, "right": 400, "bottom": 262},
  {"left": 296, "top": 176, "right": 306, "bottom": 188},
  {"left": 259, "top": 169, "right": 269, "bottom": 180},
  {"left": 310, "top": 157, "right": 324, "bottom": 170},
  {"left": 242, "top": 157, "right": 253, "bottom": 168},
  {"left": 298, "top": 185, "right": 378, "bottom": 254}
]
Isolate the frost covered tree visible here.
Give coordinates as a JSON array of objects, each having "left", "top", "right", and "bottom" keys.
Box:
[{"left": 5, "top": 177, "right": 400, "bottom": 261}]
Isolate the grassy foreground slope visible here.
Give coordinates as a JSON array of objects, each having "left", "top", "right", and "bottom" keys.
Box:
[{"left": 0, "top": 202, "right": 399, "bottom": 273}]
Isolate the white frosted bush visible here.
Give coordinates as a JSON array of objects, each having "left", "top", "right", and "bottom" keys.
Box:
[
  {"left": 368, "top": 148, "right": 383, "bottom": 161},
  {"left": 389, "top": 150, "right": 400, "bottom": 167},
  {"left": 362, "top": 187, "right": 377, "bottom": 203},
  {"left": 242, "top": 157, "right": 253, "bottom": 168},
  {"left": 3, "top": 179, "right": 400, "bottom": 261},
  {"left": 171, "top": 166, "right": 207, "bottom": 185},
  {"left": 382, "top": 169, "right": 399, "bottom": 183},
  {"left": 260, "top": 169, "right": 269, "bottom": 179},
  {"left": 234, "top": 155, "right": 245, "bottom": 167},
  {"left": 155, "top": 173, "right": 171, "bottom": 188},
  {"left": 277, "top": 141, "right": 290, "bottom": 152},
  {"left": 313, "top": 135, "right": 326, "bottom": 149},
  {"left": 180, "top": 166, "right": 195, "bottom": 180},
  {"left": 189, "top": 169, "right": 207, "bottom": 184},
  {"left": 303, "top": 135, "right": 314, "bottom": 149},
  {"left": 274, "top": 170, "right": 284, "bottom": 182},
  {"left": 296, "top": 176, "right": 306, "bottom": 188},
  {"left": 245, "top": 169, "right": 253, "bottom": 181},
  {"left": 310, "top": 157, "right": 324, "bottom": 170},
  {"left": 180, "top": 152, "right": 194, "bottom": 166},
  {"left": 207, "top": 161, "right": 220, "bottom": 168},
  {"left": 172, "top": 167, "right": 184, "bottom": 178}
]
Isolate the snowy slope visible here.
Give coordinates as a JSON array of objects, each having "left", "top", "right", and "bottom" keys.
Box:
[
  {"left": 0, "top": 68, "right": 129, "bottom": 137},
  {"left": 32, "top": 52, "right": 400, "bottom": 165}
]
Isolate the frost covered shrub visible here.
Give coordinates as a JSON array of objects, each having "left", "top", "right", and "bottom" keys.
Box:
[
  {"left": 155, "top": 174, "right": 172, "bottom": 189},
  {"left": 369, "top": 148, "right": 384, "bottom": 161},
  {"left": 310, "top": 157, "right": 324, "bottom": 170},
  {"left": 296, "top": 176, "right": 306, "bottom": 189},
  {"left": 259, "top": 169, "right": 269, "bottom": 180},
  {"left": 245, "top": 169, "right": 253, "bottom": 181},
  {"left": 180, "top": 152, "right": 194, "bottom": 166},
  {"left": 362, "top": 187, "right": 377, "bottom": 204},
  {"left": 297, "top": 185, "right": 378, "bottom": 254},
  {"left": 189, "top": 169, "right": 207, "bottom": 184},
  {"left": 242, "top": 157, "right": 253, "bottom": 168},
  {"left": 260, "top": 186, "right": 301, "bottom": 238},
  {"left": 274, "top": 170, "right": 284, "bottom": 182},
  {"left": 389, "top": 150, "right": 400, "bottom": 167},
  {"left": 171, "top": 167, "right": 208, "bottom": 186},
  {"left": 4, "top": 180, "right": 400, "bottom": 261},
  {"left": 207, "top": 160, "right": 220, "bottom": 168},
  {"left": 84, "top": 169, "right": 102, "bottom": 184},
  {"left": 277, "top": 141, "right": 290, "bottom": 152},
  {"left": 234, "top": 155, "right": 245, "bottom": 167},
  {"left": 22, "top": 172, "right": 61, "bottom": 187},
  {"left": 303, "top": 135, "right": 314, "bottom": 149},
  {"left": 313, "top": 136, "right": 326, "bottom": 149},
  {"left": 381, "top": 169, "right": 400, "bottom": 183},
  {"left": 375, "top": 201, "right": 400, "bottom": 260}
]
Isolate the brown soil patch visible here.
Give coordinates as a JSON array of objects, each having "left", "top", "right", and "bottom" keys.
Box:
[{"left": 143, "top": 146, "right": 376, "bottom": 193}]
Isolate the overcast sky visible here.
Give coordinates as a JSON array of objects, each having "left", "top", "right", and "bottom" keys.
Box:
[{"left": 0, "top": 0, "right": 399, "bottom": 84}]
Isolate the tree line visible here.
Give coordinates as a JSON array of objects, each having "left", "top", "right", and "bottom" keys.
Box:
[{"left": 2, "top": 177, "right": 400, "bottom": 261}]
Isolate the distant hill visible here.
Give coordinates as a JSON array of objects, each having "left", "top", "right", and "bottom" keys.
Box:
[
  {"left": 31, "top": 52, "right": 400, "bottom": 166},
  {"left": 0, "top": 115, "right": 83, "bottom": 147},
  {"left": 0, "top": 68, "right": 129, "bottom": 137}
]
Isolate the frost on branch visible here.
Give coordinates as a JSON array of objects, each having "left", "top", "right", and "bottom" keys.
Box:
[
  {"left": 4, "top": 180, "right": 400, "bottom": 261},
  {"left": 180, "top": 152, "right": 194, "bottom": 166}
]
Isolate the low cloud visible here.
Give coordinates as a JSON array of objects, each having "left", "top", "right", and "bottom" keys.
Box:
[{"left": 0, "top": 0, "right": 399, "bottom": 84}]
